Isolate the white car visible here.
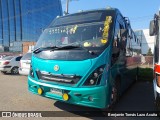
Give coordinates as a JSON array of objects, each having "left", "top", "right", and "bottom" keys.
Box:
[
  {"left": 19, "top": 52, "right": 32, "bottom": 75},
  {"left": 0, "top": 55, "right": 6, "bottom": 60},
  {"left": 0, "top": 56, "right": 22, "bottom": 74}
]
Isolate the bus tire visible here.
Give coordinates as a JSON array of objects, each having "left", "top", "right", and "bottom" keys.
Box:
[
  {"left": 113, "top": 77, "right": 121, "bottom": 103},
  {"left": 102, "top": 77, "right": 121, "bottom": 115}
]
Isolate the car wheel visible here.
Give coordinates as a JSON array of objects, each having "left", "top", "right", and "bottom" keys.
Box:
[
  {"left": 1, "top": 71, "right": 7, "bottom": 74},
  {"left": 11, "top": 67, "right": 19, "bottom": 74}
]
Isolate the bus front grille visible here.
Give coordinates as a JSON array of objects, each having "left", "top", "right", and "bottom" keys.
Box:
[{"left": 36, "top": 70, "right": 81, "bottom": 85}]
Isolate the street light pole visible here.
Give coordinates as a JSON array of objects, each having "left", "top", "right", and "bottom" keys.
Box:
[
  {"left": 65, "top": 0, "right": 79, "bottom": 15},
  {"left": 65, "top": 0, "right": 69, "bottom": 14}
]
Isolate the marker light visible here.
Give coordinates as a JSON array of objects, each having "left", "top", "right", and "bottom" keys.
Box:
[
  {"left": 38, "top": 88, "right": 43, "bottom": 95},
  {"left": 62, "top": 93, "right": 69, "bottom": 101},
  {"left": 88, "top": 96, "right": 93, "bottom": 101}
]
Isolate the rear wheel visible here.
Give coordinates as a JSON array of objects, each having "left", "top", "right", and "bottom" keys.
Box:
[{"left": 11, "top": 67, "right": 19, "bottom": 74}]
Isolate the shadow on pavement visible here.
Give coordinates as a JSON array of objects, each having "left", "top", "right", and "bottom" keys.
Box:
[{"left": 54, "top": 81, "right": 159, "bottom": 119}]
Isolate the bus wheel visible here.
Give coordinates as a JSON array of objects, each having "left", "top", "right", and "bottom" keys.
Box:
[
  {"left": 101, "top": 105, "right": 113, "bottom": 116},
  {"left": 112, "top": 78, "right": 121, "bottom": 104}
]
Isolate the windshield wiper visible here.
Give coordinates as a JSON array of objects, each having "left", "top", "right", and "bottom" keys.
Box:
[
  {"left": 33, "top": 44, "right": 95, "bottom": 55},
  {"left": 33, "top": 46, "right": 59, "bottom": 54},
  {"left": 50, "top": 45, "right": 95, "bottom": 55}
]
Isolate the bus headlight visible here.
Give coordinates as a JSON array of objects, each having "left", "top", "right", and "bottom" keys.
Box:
[
  {"left": 83, "top": 65, "right": 105, "bottom": 86},
  {"left": 90, "top": 79, "right": 95, "bottom": 85}
]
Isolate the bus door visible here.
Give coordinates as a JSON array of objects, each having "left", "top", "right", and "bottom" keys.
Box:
[{"left": 111, "top": 14, "right": 128, "bottom": 93}]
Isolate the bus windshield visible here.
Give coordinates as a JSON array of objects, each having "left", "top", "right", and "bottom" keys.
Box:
[
  {"left": 34, "top": 11, "right": 114, "bottom": 60},
  {"left": 36, "top": 22, "right": 109, "bottom": 49}
]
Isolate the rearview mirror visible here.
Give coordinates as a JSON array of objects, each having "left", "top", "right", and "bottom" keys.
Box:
[
  {"left": 149, "top": 20, "right": 156, "bottom": 36},
  {"left": 119, "top": 29, "right": 128, "bottom": 50}
]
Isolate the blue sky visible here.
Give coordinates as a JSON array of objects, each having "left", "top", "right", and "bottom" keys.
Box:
[{"left": 61, "top": 0, "right": 160, "bottom": 30}]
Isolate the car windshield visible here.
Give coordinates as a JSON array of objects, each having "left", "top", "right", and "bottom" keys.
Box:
[
  {"left": 21, "top": 53, "right": 32, "bottom": 60},
  {"left": 2, "top": 56, "right": 14, "bottom": 60}
]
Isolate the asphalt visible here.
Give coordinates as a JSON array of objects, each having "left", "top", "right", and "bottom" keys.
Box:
[{"left": 0, "top": 72, "right": 159, "bottom": 120}]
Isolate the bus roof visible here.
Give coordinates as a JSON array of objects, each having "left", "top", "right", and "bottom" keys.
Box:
[{"left": 49, "top": 8, "right": 121, "bottom": 27}]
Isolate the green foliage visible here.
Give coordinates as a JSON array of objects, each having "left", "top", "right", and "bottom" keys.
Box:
[
  {"left": 146, "top": 48, "right": 153, "bottom": 56},
  {"left": 138, "top": 67, "right": 153, "bottom": 81}
]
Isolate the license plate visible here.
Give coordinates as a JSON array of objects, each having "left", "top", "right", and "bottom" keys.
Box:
[
  {"left": 25, "top": 62, "right": 30, "bottom": 65},
  {"left": 50, "top": 88, "right": 62, "bottom": 95}
]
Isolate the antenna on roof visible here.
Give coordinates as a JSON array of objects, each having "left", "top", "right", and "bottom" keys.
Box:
[{"left": 64, "top": 0, "right": 79, "bottom": 15}]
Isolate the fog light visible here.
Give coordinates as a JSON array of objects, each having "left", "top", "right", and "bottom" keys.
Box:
[
  {"left": 88, "top": 96, "right": 93, "bottom": 101},
  {"left": 38, "top": 88, "right": 43, "bottom": 95},
  {"left": 62, "top": 93, "right": 69, "bottom": 101}
]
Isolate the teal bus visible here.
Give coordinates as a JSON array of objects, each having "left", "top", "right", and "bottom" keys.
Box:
[{"left": 28, "top": 8, "right": 141, "bottom": 110}]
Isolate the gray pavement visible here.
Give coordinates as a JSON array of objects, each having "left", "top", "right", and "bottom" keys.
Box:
[{"left": 0, "top": 72, "right": 159, "bottom": 120}]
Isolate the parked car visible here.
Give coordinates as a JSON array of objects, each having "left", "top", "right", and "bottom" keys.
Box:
[
  {"left": 0, "top": 55, "right": 7, "bottom": 60},
  {"left": 19, "top": 52, "right": 32, "bottom": 75},
  {"left": 0, "top": 56, "right": 22, "bottom": 74}
]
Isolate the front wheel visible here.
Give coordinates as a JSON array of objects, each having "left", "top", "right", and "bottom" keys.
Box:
[
  {"left": 102, "top": 78, "right": 121, "bottom": 115},
  {"left": 11, "top": 67, "right": 19, "bottom": 74},
  {"left": 112, "top": 78, "right": 121, "bottom": 104}
]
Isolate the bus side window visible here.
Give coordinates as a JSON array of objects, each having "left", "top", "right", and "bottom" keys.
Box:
[
  {"left": 155, "top": 35, "right": 159, "bottom": 63},
  {"left": 112, "top": 21, "right": 121, "bottom": 65}
]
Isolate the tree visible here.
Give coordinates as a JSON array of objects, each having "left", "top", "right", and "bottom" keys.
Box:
[{"left": 146, "top": 48, "right": 153, "bottom": 56}]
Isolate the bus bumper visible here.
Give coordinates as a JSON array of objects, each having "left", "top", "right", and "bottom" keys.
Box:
[{"left": 28, "top": 77, "right": 109, "bottom": 109}]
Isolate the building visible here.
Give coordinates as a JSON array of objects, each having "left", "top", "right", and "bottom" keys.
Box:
[
  {"left": 22, "top": 41, "right": 35, "bottom": 54},
  {"left": 135, "top": 29, "right": 155, "bottom": 55},
  {"left": 0, "top": 0, "right": 62, "bottom": 52}
]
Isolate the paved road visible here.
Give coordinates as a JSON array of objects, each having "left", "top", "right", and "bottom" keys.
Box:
[{"left": 0, "top": 72, "right": 159, "bottom": 120}]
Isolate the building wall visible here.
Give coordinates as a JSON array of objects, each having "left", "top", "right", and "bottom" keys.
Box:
[
  {"left": 135, "top": 29, "right": 155, "bottom": 55},
  {"left": 0, "top": 0, "right": 62, "bottom": 50},
  {"left": 22, "top": 42, "right": 35, "bottom": 54}
]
